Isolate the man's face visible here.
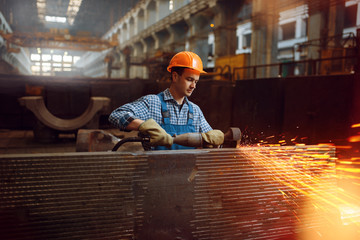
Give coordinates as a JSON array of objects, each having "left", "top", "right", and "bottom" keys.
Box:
[{"left": 172, "top": 68, "right": 200, "bottom": 98}]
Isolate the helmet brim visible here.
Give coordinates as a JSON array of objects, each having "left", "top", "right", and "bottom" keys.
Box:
[{"left": 167, "top": 65, "right": 207, "bottom": 74}]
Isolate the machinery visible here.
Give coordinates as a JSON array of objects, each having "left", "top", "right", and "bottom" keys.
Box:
[{"left": 0, "top": 30, "right": 118, "bottom": 52}]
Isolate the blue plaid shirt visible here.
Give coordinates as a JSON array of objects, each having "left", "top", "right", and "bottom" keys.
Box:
[{"left": 108, "top": 88, "right": 212, "bottom": 133}]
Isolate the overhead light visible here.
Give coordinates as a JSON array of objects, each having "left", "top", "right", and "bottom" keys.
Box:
[
  {"left": 67, "top": 0, "right": 83, "bottom": 25},
  {"left": 45, "top": 16, "right": 67, "bottom": 23},
  {"left": 36, "top": 0, "right": 47, "bottom": 21},
  {"left": 169, "top": 0, "right": 174, "bottom": 11}
]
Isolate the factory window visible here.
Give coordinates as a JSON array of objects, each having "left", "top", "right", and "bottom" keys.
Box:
[
  {"left": 30, "top": 51, "right": 81, "bottom": 76},
  {"left": 63, "top": 56, "right": 72, "bottom": 62},
  {"left": 31, "top": 54, "right": 41, "bottom": 61},
  {"left": 73, "top": 56, "right": 80, "bottom": 63},
  {"left": 300, "top": 18, "right": 308, "bottom": 38},
  {"left": 236, "top": 22, "right": 252, "bottom": 54},
  {"left": 53, "top": 55, "right": 62, "bottom": 62},
  {"left": 243, "top": 33, "right": 251, "bottom": 48},
  {"left": 42, "top": 66, "right": 51, "bottom": 72},
  {"left": 280, "top": 22, "right": 296, "bottom": 40},
  {"left": 208, "top": 43, "right": 213, "bottom": 57},
  {"left": 31, "top": 66, "right": 40, "bottom": 72},
  {"left": 344, "top": 4, "right": 357, "bottom": 28},
  {"left": 42, "top": 54, "right": 51, "bottom": 61},
  {"left": 45, "top": 16, "right": 67, "bottom": 23}
]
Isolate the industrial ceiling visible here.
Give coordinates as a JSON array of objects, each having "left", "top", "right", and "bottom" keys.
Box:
[{"left": 0, "top": 0, "right": 140, "bottom": 37}]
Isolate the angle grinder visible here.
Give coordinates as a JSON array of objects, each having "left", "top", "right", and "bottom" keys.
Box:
[{"left": 111, "top": 127, "right": 241, "bottom": 151}]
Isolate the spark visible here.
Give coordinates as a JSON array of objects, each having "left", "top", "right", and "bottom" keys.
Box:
[
  {"left": 349, "top": 135, "right": 360, "bottom": 142},
  {"left": 236, "top": 145, "right": 360, "bottom": 237}
]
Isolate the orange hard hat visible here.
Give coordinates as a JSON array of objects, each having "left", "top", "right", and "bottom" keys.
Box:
[{"left": 167, "top": 51, "right": 206, "bottom": 74}]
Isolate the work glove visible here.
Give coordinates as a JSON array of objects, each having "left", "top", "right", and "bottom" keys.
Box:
[
  {"left": 138, "top": 119, "right": 173, "bottom": 148},
  {"left": 201, "top": 130, "right": 224, "bottom": 147}
]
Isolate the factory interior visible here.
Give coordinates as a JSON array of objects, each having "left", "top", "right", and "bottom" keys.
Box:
[{"left": 0, "top": 0, "right": 360, "bottom": 239}]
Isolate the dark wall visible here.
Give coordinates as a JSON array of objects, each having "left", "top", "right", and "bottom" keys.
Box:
[
  {"left": 282, "top": 75, "right": 354, "bottom": 144},
  {"left": 0, "top": 73, "right": 356, "bottom": 145},
  {"left": 232, "top": 74, "right": 356, "bottom": 145},
  {"left": 232, "top": 78, "right": 284, "bottom": 143}
]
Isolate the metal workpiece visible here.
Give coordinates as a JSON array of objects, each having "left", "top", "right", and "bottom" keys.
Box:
[{"left": 0, "top": 146, "right": 337, "bottom": 240}]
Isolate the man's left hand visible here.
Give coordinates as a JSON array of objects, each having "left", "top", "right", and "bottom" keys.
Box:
[{"left": 201, "top": 130, "right": 224, "bottom": 146}]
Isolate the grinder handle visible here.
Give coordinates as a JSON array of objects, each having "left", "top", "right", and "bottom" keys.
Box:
[{"left": 172, "top": 133, "right": 203, "bottom": 147}]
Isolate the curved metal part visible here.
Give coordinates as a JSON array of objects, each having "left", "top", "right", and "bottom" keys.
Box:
[
  {"left": 18, "top": 96, "right": 110, "bottom": 131},
  {"left": 112, "top": 136, "right": 145, "bottom": 151}
]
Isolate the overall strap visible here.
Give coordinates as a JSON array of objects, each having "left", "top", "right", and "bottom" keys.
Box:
[
  {"left": 158, "top": 92, "right": 194, "bottom": 125},
  {"left": 157, "top": 92, "right": 170, "bottom": 124},
  {"left": 187, "top": 102, "right": 194, "bottom": 125}
]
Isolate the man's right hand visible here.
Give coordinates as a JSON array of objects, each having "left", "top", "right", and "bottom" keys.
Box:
[{"left": 138, "top": 119, "right": 173, "bottom": 148}]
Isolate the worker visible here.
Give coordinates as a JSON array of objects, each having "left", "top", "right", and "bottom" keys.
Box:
[{"left": 108, "top": 51, "right": 224, "bottom": 150}]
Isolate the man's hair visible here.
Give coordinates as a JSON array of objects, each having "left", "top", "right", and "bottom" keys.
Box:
[{"left": 171, "top": 67, "right": 186, "bottom": 76}]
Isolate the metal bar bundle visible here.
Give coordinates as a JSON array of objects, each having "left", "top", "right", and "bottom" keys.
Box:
[{"left": 0, "top": 146, "right": 337, "bottom": 239}]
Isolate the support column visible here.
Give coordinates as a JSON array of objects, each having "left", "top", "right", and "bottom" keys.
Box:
[
  {"left": 211, "top": 0, "right": 243, "bottom": 58},
  {"left": 108, "top": 47, "right": 122, "bottom": 78},
  {"left": 327, "top": 0, "right": 346, "bottom": 73},
  {"left": 145, "top": 0, "right": 157, "bottom": 28},
  {"left": 166, "top": 21, "right": 189, "bottom": 52},
  {"left": 250, "top": 0, "right": 279, "bottom": 78},
  {"left": 131, "top": 42, "right": 147, "bottom": 78},
  {"left": 156, "top": 0, "right": 171, "bottom": 21},
  {"left": 185, "top": 13, "right": 213, "bottom": 68},
  {"left": 328, "top": 0, "right": 345, "bottom": 47},
  {"left": 129, "top": 17, "right": 135, "bottom": 38},
  {"left": 139, "top": 39, "right": 149, "bottom": 78},
  {"left": 152, "top": 29, "right": 170, "bottom": 50},
  {"left": 121, "top": 22, "right": 129, "bottom": 43},
  {"left": 142, "top": 35, "right": 156, "bottom": 56},
  {"left": 121, "top": 46, "right": 132, "bottom": 78},
  {"left": 307, "top": 1, "right": 329, "bottom": 60},
  {"left": 136, "top": 8, "right": 145, "bottom": 34}
]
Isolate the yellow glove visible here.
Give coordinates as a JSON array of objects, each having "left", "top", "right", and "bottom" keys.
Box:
[
  {"left": 138, "top": 119, "right": 173, "bottom": 148},
  {"left": 201, "top": 130, "right": 224, "bottom": 146}
]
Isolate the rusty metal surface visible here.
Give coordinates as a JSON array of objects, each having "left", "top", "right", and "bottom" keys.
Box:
[{"left": 0, "top": 146, "right": 336, "bottom": 239}]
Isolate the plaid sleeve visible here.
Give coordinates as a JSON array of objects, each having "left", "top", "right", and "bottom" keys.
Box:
[
  {"left": 108, "top": 95, "right": 155, "bottom": 130},
  {"left": 191, "top": 103, "right": 213, "bottom": 133}
]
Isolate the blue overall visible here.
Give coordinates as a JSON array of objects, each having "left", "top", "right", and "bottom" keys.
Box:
[{"left": 155, "top": 92, "right": 196, "bottom": 150}]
